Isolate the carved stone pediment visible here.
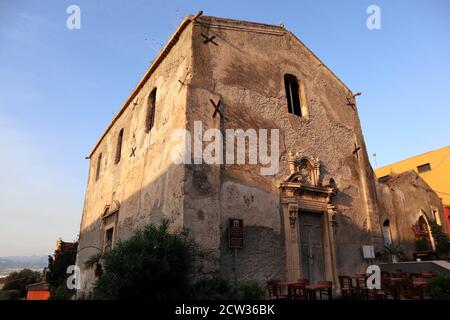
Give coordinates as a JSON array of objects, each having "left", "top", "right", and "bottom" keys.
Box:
[
  {"left": 286, "top": 151, "right": 320, "bottom": 187},
  {"left": 280, "top": 151, "right": 336, "bottom": 209},
  {"left": 102, "top": 200, "right": 121, "bottom": 219}
]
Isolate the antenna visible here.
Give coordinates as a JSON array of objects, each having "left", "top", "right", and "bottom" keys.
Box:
[
  {"left": 170, "top": 8, "right": 182, "bottom": 32},
  {"left": 372, "top": 153, "right": 378, "bottom": 168},
  {"left": 144, "top": 37, "right": 162, "bottom": 54}
]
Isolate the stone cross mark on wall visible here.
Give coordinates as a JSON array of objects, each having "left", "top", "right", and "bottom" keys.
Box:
[
  {"left": 130, "top": 147, "right": 136, "bottom": 157},
  {"left": 346, "top": 92, "right": 361, "bottom": 110},
  {"left": 201, "top": 33, "right": 218, "bottom": 46},
  {"left": 346, "top": 96, "right": 356, "bottom": 110},
  {"left": 132, "top": 98, "right": 139, "bottom": 109},
  {"left": 353, "top": 143, "right": 361, "bottom": 159},
  {"left": 178, "top": 69, "right": 191, "bottom": 86},
  {"left": 210, "top": 99, "right": 223, "bottom": 118}
]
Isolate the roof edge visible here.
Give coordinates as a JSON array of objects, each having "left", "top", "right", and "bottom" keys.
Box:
[
  {"left": 287, "top": 31, "right": 353, "bottom": 95},
  {"left": 87, "top": 12, "right": 357, "bottom": 158},
  {"left": 87, "top": 11, "right": 203, "bottom": 158},
  {"left": 197, "top": 15, "right": 353, "bottom": 95},
  {"left": 375, "top": 146, "right": 450, "bottom": 173}
]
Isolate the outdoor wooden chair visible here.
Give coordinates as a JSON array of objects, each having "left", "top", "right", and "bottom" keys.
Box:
[
  {"left": 338, "top": 275, "right": 354, "bottom": 299},
  {"left": 289, "top": 282, "right": 308, "bottom": 300},
  {"left": 318, "top": 281, "right": 333, "bottom": 300},
  {"left": 405, "top": 277, "right": 431, "bottom": 300},
  {"left": 354, "top": 274, "right": 369, "bottom": 300},
  {"left": 267, "top": 280, "right": 289, "bottom": 300}
]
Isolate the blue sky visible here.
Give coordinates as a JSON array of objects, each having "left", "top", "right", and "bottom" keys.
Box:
[{"left": 0, "top": 0, "right": 449, "bottom": 256}]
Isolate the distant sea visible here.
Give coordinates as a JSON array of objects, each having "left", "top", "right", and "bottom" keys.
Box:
[{"left": 0, "top": 256, "right": 49, "bottom": 277}]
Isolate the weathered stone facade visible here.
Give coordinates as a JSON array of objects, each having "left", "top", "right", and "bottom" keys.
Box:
[
  {"left": 376, "top": 171, "right": 447, "bottom": 257},
  {"left": 75, "top": 15, "right": 445, "bottom": 297}
]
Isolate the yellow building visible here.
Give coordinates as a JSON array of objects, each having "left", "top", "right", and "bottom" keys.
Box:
[{"left": 375, "top": 146, "right": 450, "bottom": 232}]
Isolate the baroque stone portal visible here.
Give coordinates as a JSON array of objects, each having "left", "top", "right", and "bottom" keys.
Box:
[{"left": 279, "top": 151, "right": 338, "bottom": 285}]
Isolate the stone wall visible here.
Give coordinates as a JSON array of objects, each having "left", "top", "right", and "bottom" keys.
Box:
[
  {"left": 185, "top": 16, "right": 382, "bottom": 284},
  {"left": 376, "top": 171, "right": 445, "bottom": 258},
  {"left": 76, "top": 15, "right": 444, "bottom": 296},
  {"left": 75, "top": 20, "right": 194, "bottom": 296}
]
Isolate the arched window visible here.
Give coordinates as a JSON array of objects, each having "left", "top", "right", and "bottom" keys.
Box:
[
  {"left": 382, "top": 219, "right": 392, "bottom": 247},
  {"left": 145, "top": 88, "right": 157, "bottom": 133},
  {"left": 115, "top": 129, "right": 124, "bottom": 164},
  {"left": 284, "top": 74, "right": 308, "bottom": 118},
  {"left": 95, "top": 153, "right": 102, "bottom": 181},
  {"left": 418, "top": 215, "right": 434, "bottom": 250}
]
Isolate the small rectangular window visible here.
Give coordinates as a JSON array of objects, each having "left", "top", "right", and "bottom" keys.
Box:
[
  {"left": 432, "top": 208, "right": 441, "bottom": 225},
  {"left": 115, "top": 129, "right": 124, "bottom": 164},
  {"left": 284, "top": 74, "right": 302, "bottom": 117},
  {"left": 95, "top": 153, "right": 102, "bottom": 181},
  {"left": 417, "top": 163, "right": 431, "bottom": 173},
  {"left": 104, "top": 228, "right": 114, "bottom": 252},
  {"left": 145, "top": 88, "right": 157, "bottom": 133}
]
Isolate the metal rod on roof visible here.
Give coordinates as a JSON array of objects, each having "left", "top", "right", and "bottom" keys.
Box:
[{"left": 193, "top": 10, "right": 203, "bottom": 20}]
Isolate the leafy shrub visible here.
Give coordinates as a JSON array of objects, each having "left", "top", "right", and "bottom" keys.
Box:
[
  {"left": 383, "top": 243, "right": 407, "bottom": 262},
  {"left": 429, "top": 275, "right": 450, "bottom": 300},
  {"left": 238, "top": 281, "right": 265, "bottom": 300},
  {"left": 415, "top": 238, "right": 430, "bottom": 252},
  {"left": 93, "top": 220, "right": 196, "bottom": 300},
  {"left": 429, "top": 221, "right": 450, "bottom": 253},
  {"left": 0, "top": 289, "right": 21, "bottom": 300},
  {"left": 3, "top": 269, "right": 42, "bottom": 297},
  {"left": 192, "top": 277, "right": 235, "bottom": 300},
  {"left": 191, "top": 279, "right": 265, "bottom": 300},
  {"left": 46, "top": 241, "right": 78, "bottom": 300}
]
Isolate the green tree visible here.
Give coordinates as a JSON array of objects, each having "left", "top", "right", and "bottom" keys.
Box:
[
  {"left": 0, "top": 290, "right": 21, "bottom": 300},
  {"left": 429, "top": 275, "right": 450, "bottom": 300},
  {"left": 428, "top": 220, "right": 450, "bottom": 253},
  {"left": 2, "top": 269, "right": 42, "bottom": 298},
  {"left": 238, "top": 281, "right": 265, "bottom": 300},
  {"left": 93, "top": 220, "right": 197, "bottom": 300},
  {"left": 45, "top": 241, "right": 78, "bottom": 299},
  {"left": 192, "top": 277, "right": 235, "bottom": 300}
]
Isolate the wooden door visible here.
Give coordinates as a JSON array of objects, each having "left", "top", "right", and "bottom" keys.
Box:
[{"left": 298, "top": 212, "right": 325, "bottom": 284}]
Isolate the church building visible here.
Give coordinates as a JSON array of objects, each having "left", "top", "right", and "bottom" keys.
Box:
[{"left": 75, "top": 14, "right": 445, "bottom": 297}]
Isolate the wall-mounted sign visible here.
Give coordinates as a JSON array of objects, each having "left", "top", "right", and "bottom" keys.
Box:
[
  {"left": 229, "top": 219, "right": 244, "bottom": 249},
  {"left": 362, "top": 245, "right": 375, "bottom": 259}
]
